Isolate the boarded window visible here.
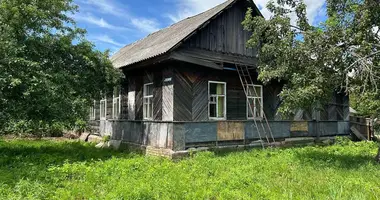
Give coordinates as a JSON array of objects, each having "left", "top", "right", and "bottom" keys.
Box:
[
  {"left": 143, "top": 83, "right": 154, "bottom": 120},
  {"left": 247, "top": 85, "right": 263, "bottom": 119},
  {"left": 209, "top": 81, "right": 226, "bottom": 120}
]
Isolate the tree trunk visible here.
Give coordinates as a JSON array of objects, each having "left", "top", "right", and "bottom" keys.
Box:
[{"left": 376, "top": 146, "right": 380, "bottom": 163}]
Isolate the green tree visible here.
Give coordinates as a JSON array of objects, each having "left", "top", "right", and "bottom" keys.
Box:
[
  {"left": 0, "top": 0, "right": 121, "bottom": 135},
  {"left": 243, "top": 0, "right": 380, "bottom": 161}
]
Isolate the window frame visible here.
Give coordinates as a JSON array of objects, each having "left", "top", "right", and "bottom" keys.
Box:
[
  {"left": 208, "top": 81, "right": 227, "bottom": 120},
  {"left": 112, "top": 88, "right": 121, "bottom": 119},
  {"left": 100, "top": 97, "right": 107, "bottom": 120},
  {"left": 246, "top": 84, "right": 264, "bottom": 120},
  {"left": 143, "top": 82, "right": 154, "bottom": 120},
  {"left": 90, "top": 100, "right": 96, "bottom": 120}
]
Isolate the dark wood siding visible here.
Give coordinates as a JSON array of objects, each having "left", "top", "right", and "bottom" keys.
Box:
[
  {"left": 162, "top": 68, "right": 174, "bottom": 121},
  {"left": 123, "top": 66, "right": 166, "bottom": 121},
  {"left": 153, "top": 70, "right": 163, "bottom": 121},
  {"left": 173, "top": 63, "right": 272, "bottom": 122},
  {"left": 173, "top": 65, "right": 193, "bottom": 121},
  {"left": 183, "top": 0, "right": 256, "bottom": 57},
  {"left": 135, "top": 73, "right": 144, "bottom": 121},
  {"left": 120, "top": 78, "right": 128, "bottom": 119}
]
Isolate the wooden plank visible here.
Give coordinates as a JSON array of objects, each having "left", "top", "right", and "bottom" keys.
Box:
[
  {"left": 181, "top": 0, "right": 256, "bottom": 58},
  {"left": 217, "top": 121, "right": 244, "bottom": 141},
  {"left": 135, "top": 75, "right": 143, "bottom": 120},
  {"left": 176, "top": 48, "right": 257, "bottom": 67},
  {"left": 153, "top": 70, "right": 162, "bottom": 121},
  {"left": 120, "top": 78, "right": 129, "bottom": 119},
  {"left": 170, "top": 52, "right": 223, "bottom": 70},
  {"left": 192, "top": 73, "right": 209, "bottom": 121},
  {"left": 351, "top": 126, "right": 367, "bottom": 141},
  {"left": 173, "top": 68, "right": 192, "bottom": 121},
  {"left": 162, "top": 77, "right": 174, "bottom": 121}
]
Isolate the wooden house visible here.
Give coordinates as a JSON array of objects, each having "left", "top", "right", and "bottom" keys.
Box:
[{"left": 89, "top": 0, "right": 350, "bottom": 152}]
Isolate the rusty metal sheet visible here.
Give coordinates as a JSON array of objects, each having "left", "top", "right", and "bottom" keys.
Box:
[
  {"left": 290, "top": 121, "right": 309, "bottom": 132},
  {"left": 217, "top": 122, "right": 244, "bottom": 141}
]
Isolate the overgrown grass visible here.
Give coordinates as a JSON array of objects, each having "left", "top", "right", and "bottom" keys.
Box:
[{"left": 0, "top": 138, "right": 379, "bottom": 199}]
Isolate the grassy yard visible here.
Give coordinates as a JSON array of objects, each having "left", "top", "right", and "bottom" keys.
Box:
[{"left": 0, "top": 138, "right": 379, "bottom": 200}]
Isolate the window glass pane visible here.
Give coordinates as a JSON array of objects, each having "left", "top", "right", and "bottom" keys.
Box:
[
  {"left": 247, "top": 85, "right": 262, "bottom": 97},
  {"left": 216, "top": 84, "right": 224, "bottom": 95},
  {"left": 210, "top": 96, "right": 216, "bottom": 103},
  {"left": 247, "top": 86, "right": 254, "bottom": 97},
  {"left": 100, "top": 101, "right": 106, "bottom": 118},
  {"left": 217, "top": 96, "right": 225, "bottom": 118},
  {"left": 255, "top": 86, "right": 262, "bottom": 98},
  {"left": 144, "top": 98, "right": 149, "bottom": 104},
  {"left": 144, "top": 84, "right": 153, "bottom": 96},
  {"left": 248, "top": 85, "right": 261, "bottom": 97},
  {"left": 210, "top": 83, "right": 225, "bottom": 95},
  {"left": 149, "top": 100, "right": 153, "bottom": 118},
  {"left": 113, "top": 98, "right": 120, "bottom": 119},
  {"left": 149, "top": 85, "right": 153, "bottom": 96},
  {"left": 247, "top": 98, "right": 254, "bottom": 118},
  {"left": 114, "top": 87, "right": 120, "bottom": 97},
  {"left": 144, "top": 103, "right": 149, "bottom": 118},
  {"left": 143, "top": 96, "right": 153, "bottom": 119},
  {"left": 255, "top": 98, "right": 262, "bottom": 117},
  {"left": 210, "top": 83, "right": 217, "bottom": 95},
  {"left": 210, "top": 103, "right": 216, "bottom": 118}
]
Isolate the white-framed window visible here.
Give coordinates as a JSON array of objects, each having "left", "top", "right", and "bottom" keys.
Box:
[
  {"left": 247, "top": 84, "right": 263, "bottom": 119},
  {"left": 208, "top": 81, "right": 226, "bottom": 120},
  {"left": 112, "top": 87, "right": 121, "bottom": 119},
  {"left": 90, "top": 100, "right": 96, "bottom": 120},
  {"left": 143, "top": 83, "right": 154, "bottom": 120},
  {"left": 100, "top": 97, "right": 107, "bottom": 120}
]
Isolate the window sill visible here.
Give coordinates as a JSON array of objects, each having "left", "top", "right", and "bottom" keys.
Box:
[
  {"left": 209, "top": 118, "right": 227, "bottom": 121},
  {"left": 247, "top": 117, "right": 264, "bottom": 120}
]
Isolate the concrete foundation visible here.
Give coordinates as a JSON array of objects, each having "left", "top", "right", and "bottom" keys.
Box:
[{"left": 93, "top": 120, "right": 350, "bottom": 155}]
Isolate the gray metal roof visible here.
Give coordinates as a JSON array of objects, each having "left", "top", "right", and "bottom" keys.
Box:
[{"left": 111, "top": 0, "right": 236, "bottom": 69}]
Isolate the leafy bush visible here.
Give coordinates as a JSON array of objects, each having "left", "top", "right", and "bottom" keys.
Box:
[{"left": 1, "top": 120, "right": 68, "bottom": 137}]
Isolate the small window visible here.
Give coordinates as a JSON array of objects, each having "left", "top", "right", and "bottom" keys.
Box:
[
  {"left": 112, "top": 87, "right": 121, "bottom": 119},
  {"left": 209, "top": 81, "right": 226, "bottom": 120},
  {"left": 143, "top": 83, "right": 154, "bottom": 120},
  {"left": 247, "top": 85, "right": 263, "bottom": 119},
  {"left": 100, "top": 98, "right": 107, "bottom": 120},
  {"left": 90, "top": 100, "right": 96, "bottom": 120}
]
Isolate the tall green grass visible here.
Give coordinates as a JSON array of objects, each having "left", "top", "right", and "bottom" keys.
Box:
[{"left": 0, "top": 138, "right": 379, "bottom": 199}]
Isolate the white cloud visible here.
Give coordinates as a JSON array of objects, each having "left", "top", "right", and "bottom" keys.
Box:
[
  {"left": 167, "top": 0, "right": 225, "bottom": 23},
  {"left": 74, "top": 13, "right": 129, "bottom": 31},
  {"left": 77, "top": 0, "right": 126, "bottom": 17},
  {"left": 254, "top": 0, "right": 325, "bottom": 25},
  {"left": 75, "top": 0, "right": 161, "bottom": 34},
  {"left": 131, "top": 18, "right": 161, "bottom": 33},
  {"left": 167, "top": 0, "right": 326, "bottom": 25},
  {"left": 91, "top": 35, "right": 124, "bottom": 47}
]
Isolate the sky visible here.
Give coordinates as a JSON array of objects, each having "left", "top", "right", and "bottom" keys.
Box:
[{"left": 72, "top": 0, "right": 328, "bottom": 53}]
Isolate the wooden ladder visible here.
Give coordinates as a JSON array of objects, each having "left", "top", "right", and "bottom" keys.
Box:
[{"left": 236, "top": 64, "right": 275, "bottom": 148}]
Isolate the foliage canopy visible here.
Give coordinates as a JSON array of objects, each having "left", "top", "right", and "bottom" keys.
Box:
[
  {"left": 243, "top": 0, "right": 380, "bottom": 116},
  {"left": 0, "top": 0, "right": 121, "bottom": 134}
]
